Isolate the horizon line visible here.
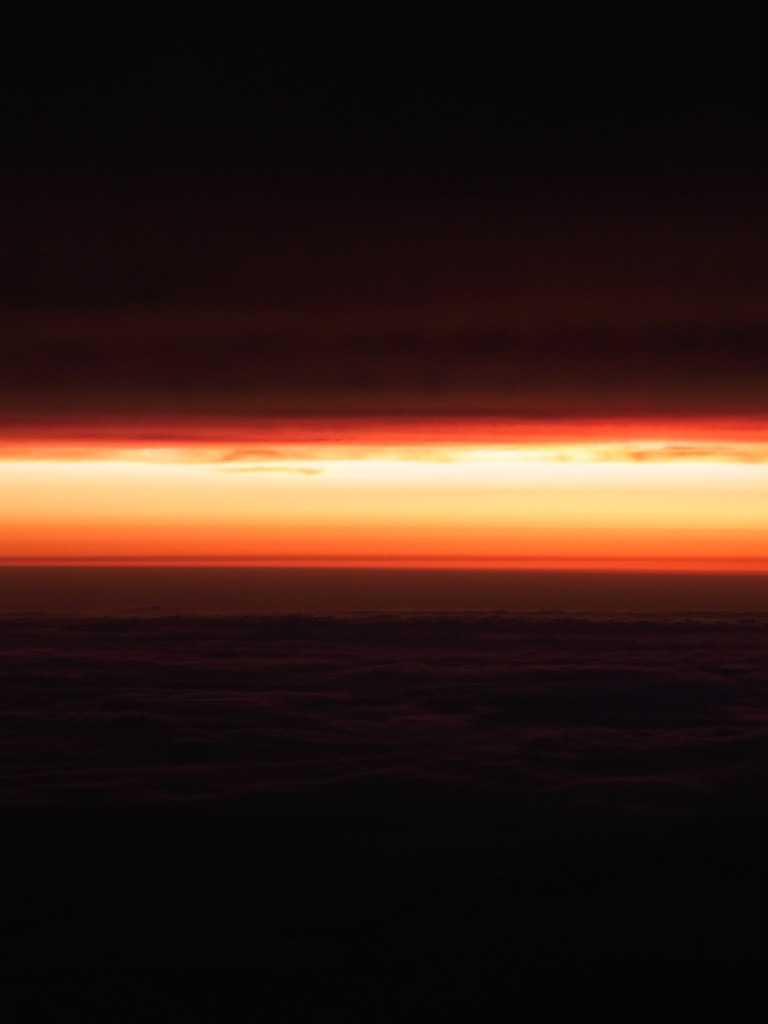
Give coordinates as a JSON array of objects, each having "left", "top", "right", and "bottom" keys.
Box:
[{"left": 4, "top": 555, "right": 768, "bottom": 573}]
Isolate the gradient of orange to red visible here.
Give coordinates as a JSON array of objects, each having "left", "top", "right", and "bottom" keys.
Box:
[{"left": 3, "top": 417, "right": 768, "bottom": 570}]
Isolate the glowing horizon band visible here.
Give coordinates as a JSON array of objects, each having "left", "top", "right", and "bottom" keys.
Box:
[{"left": 2, "top": 433, "right": 768, "bottom": 567}]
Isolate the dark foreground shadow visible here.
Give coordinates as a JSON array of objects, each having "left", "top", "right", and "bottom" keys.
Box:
[{"left": 2, "top": 789, "right": 767, "bottom": 1023}]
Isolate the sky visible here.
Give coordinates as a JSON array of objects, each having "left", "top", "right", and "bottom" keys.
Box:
[
  {"left": 3, "top": 5, "right": 768, "bottom": 570},
  {"left": 3, "top": 14, "right": 768, "bottom": 1013}
]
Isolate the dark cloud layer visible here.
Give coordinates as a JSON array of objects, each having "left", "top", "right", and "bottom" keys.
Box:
[
  {"left": 4, "top": 4, "right": 768, "bottom": 427},
  {"left": 5, "top": 310, "right": 768, "bottom": 423},
  {"left": 2, "top": 612, "right": 766, "bottom": 818},
  {"left": 3, "top": 183, "right": 768, "bottom": 424},
  {"left": 3, "top": 611, "right": 768, "bottom": 1019}
]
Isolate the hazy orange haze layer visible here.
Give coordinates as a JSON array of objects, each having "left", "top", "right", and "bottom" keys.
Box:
[{"left": 2, "top": 418, "right": 768, "bottom": 568}]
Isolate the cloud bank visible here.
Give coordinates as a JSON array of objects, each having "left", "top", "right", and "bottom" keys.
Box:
[{"left": 2, "top": 612, "right": 766, "bottom": 826}]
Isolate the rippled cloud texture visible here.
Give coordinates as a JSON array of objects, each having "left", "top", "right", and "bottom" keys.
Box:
[{"left": 3, "top": 613, "right": 766, "bottom": 825}]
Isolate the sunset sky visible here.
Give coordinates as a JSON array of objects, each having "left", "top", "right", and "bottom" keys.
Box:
[
  {"left": 4, "top": 13, "right": 768, "bottom": 1017},
  {"left": 3, "top": 417, "right": 768, "bottom": 569},
  {"left": 3, "top": 5, "right": 767, "bottom": 571}
]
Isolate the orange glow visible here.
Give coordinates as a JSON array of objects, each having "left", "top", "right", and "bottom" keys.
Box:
[{"left": 2, "top": 418, "right": 768, "bottom": 569}]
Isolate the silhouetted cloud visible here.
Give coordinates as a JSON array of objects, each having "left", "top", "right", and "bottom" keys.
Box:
[
  {"left": 2, "top": 612, "right": 766, "bottom": 821},
  {"left": 3, "top": 185, "right": 768, "bottom": 429}
]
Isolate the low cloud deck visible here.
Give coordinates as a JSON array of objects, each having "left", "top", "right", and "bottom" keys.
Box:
[{"left": 2, "top": 612, "right": 767, "bottom": 1019}]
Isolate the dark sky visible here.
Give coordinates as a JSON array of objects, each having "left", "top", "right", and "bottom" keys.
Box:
[
  {"left": 7, "top": 4, "right": 767, "bottom": 188},
  {"left": 4, "top": 4, "right": 768, "bottom": 429}
]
